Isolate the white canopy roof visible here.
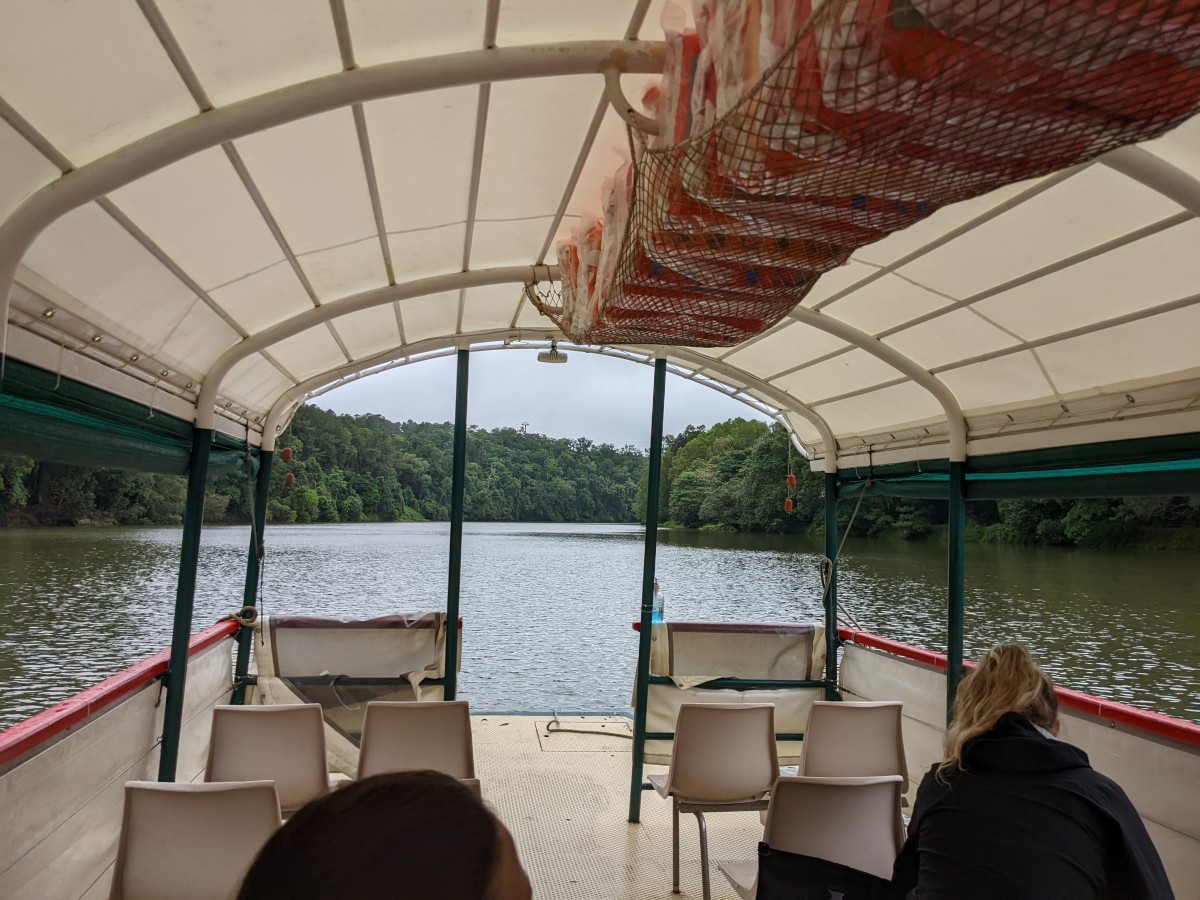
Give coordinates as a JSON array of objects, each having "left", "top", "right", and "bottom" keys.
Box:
[{"left": 1, "top": 0, "right": 1197, "bottom": 471}]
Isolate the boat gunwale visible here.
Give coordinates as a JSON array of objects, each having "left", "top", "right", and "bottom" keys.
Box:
[
  {"left": 2, "top": 618, "right": 1195, "bottom": 772},
  {"left": 838, "top": 627, "right": 1200, "bottom": 749},
  {"left": 0, "top": 619, "right": 237, "bottom": 770}
]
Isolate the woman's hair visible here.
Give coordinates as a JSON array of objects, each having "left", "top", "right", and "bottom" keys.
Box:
[
  {"left": 940, "top": 643, "right": 1058, "bottom": 775},
  {"left": 238, "top": 771, "right": 499, "bottom": 899}
]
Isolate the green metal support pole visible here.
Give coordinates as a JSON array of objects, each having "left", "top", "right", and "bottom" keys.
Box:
[
  {"left": 231, "top": 449, "right": 273, "bottom": 705},
  {"left": 158, "top": 426, "right": 212, "bottom": 781},
  {"left": 946, "top": 459, "right": 967, "bottom": 717},
  {"left": 629, "top": 357, "right": 667, "bottom": 824},
  {"left": 823, "top": 471, "right": 839, "bottom": 699},
  {"left": 445, "top": 349, "right": 469, "bottom": 701}
]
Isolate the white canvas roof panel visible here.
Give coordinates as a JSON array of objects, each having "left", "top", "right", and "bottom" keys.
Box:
[
  {"left": 0, "top": 123, "right": 58, "bottom": 222},
  {"left": 207, "top": 262, "right": 313, "bottom": 336},
  {"left": 1037, "top": 306, "right": 1200, "bottom": 396},
  {"left": 401, "top": 291, "right": 464, "bottom": 345},
  {"left": 817, "top": 274, "right": 953, "bottom": 335},
  {"left": 819, "top": 382, "right": 946, "bottom": 438},
  {"left": 938, "top": 355, "right": 1057, "bottom": 412},
  {"left": 477, "top": 76, "right": 614, "bottom": 222},
  {"left": 0, "top": 1, "right": 1196, "bottom": 470},
  {"left": 0, "top": 0, "right": 195, "bottom": 164},
  {"left": 22, "top": 206, "right": 199, "bottom": 346},
  {"left": 387, "top": 225, "right": 467, "bottom": 282},
  {"left": 268, "top": 326, "right": 347, "bottom": 385},
  {"left": 155, "top": 0, "right": 342, "bottom": 108},
  {"left": 886, "top": 309, "right": 1020, "bottom": 371},
  {"left": 223, "top": 353, "right": 295, "bottom": 418},
  {"left": 972, "top": 220, "right": 1200, "bottom": 342},
  {"left": 107, "top": 148, "right": 286, "bottom": 291},
  {"left": 471, "top": 218, "right": 554, "bottom": 269},
  {"left": 329, "top": 306, "right": 403, "bottom": 360},
  {"left": 299, "top": 239, "right": 390, "bottom": 302},
  {"left": 899, "top": 167, "right": 1181, "bottom": 301},
  {"left": 367, "top": 89, "right": 480, "bottom": 232},
  {"left": 234, "top": 109, "right": 378, "bottom": 258},
  {"left": 460, "top": 285, "right": 524, "bottom": 334},
  {"left": 347, "top": 0, "right": 486, "bottom": 67}
]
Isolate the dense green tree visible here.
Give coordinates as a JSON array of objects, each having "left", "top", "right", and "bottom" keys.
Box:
[{"left": 2, "top": 407, "right": 1197, "bottom": 549}]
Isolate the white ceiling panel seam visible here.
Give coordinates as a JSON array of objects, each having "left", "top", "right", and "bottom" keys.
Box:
[
  {"left": 760, "top": 208, "right": 1194, "bottom": 382},
  {"left": 0, "top": 91, "right": 256, "bottom": 348},
  {"left": 930, "top": 292, "right": 1200, "bottom": 375},
  {"left": 806, "top": 168, "right": 1088, "bottom": 314},
  {"left": 877, "top": 213, "right": 1194, "bottom": 339}
]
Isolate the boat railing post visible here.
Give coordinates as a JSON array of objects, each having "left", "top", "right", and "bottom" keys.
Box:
[
  {"left": 444, "top": 348, "right": 469, "bottom": 700},
  {"left": 231, "top": 448, "right": 273, "bottom": 705},
  {"left": 946, "top": 459, "right": 967, "bottom": 716},
  {"left": 158, "top": 426, "right": 212, "bottom": 781},
  {"left": 823, "top": 471, "right": 839, "bottom": 700},
  {"left": 629, "top": 357, "right": 667, "bottom": 824}
]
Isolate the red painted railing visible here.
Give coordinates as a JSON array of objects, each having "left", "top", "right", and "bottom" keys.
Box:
[
  {"left": 0, "top": 619, "right": 238, "bottom": 769},
  {"left": 838, "top": 626, "right": 1200, "bottom": 749}
]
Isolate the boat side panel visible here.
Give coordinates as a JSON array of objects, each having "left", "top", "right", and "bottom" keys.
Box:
[
  {"left": 841, "top": 642, "right": 1200, "bottom": 896},
  {"left": 0, "top": 638, "right": 235, "bottom": 900},
  {"left": 1057, "top": 714, "right": 1200, "bottom": 899}
]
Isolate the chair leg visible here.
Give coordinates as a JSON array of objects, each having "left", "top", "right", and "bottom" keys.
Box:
[
  {"left": 694, "top": 810, "right": 711, "bottom": 900},
  {"left": 672, "top": 798, "right": 681, "bottom": 894}
]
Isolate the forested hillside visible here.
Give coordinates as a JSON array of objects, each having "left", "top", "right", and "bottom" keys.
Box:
[{"left": 1, "top": 407, "right": 1196, "bottom": 548}]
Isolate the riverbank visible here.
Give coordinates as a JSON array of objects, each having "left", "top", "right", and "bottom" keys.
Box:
[{"left": 661, "top": 520, "right": 1200, "bottom": 552}]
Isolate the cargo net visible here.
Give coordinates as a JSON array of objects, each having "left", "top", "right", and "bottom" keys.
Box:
[{"left": 531, "top": 0, "right": 1200, "bottom": 348}]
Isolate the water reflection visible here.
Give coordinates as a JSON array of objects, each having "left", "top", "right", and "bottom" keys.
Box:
[{"left": 0, "top": 524, "right": 1196, "bottom": 728}]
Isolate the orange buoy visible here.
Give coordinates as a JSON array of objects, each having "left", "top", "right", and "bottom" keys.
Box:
[
  {"left": 784, "top": 497, "right": 794, "bottom": 512},
  {"left": 786, "top": 473, "right": 797, "bottom": 488},
  {"left": 281, "top": 447, "right": 294, "bottom": 461},
  {"left": 284, "top": 472, "right": 295, "bottom": 487}
]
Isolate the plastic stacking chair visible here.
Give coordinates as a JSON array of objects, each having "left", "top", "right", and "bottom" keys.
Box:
[
  {"left": 801, "top": 701, "right": 909, "bottom": 790},
  {"left": 718, "top": 775, "right": 905, "bottom": 900},
  {"left": 357, "top": 700, "right": 475, "bottom": 784},
  {"left": 648, "top": 703, "right": 779, "bottom": 900},
  {"left": 110, "top": 780, "right": 281, "bottom": 900},
  {"left": 206, "top": 704, "right": 330, "bottom": 816}
]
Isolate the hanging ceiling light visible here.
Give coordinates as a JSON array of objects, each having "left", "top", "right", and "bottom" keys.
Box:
[{"left": 537, "top": 340, "right": 568, "bottom": 364}]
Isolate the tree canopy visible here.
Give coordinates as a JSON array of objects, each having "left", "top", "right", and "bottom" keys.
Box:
[{"left": 1, "top": 406, "right": 1196, "bottom": 549}]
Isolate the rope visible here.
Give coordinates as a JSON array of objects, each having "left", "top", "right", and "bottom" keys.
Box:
[{"left": 544, "top": 711, "right": 632, "bottom": 740}]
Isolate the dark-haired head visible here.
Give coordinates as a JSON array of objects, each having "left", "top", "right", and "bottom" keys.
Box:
[{"left": 238, "top": 770, "right": 530, "bottom": 899}]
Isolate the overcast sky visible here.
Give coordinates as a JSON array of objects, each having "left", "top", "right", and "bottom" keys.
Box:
[{"left": 309, "top": 348, "right": 769, "bottom": 450}]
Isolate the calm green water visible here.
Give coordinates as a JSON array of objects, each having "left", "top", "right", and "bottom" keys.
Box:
[{"left": 0, "top": 523, "right": 1196, "bottom": 729}]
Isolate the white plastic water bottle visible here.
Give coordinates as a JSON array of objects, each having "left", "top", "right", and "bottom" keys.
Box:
[{"left": 651, "top": 578, "right": 665, "bottom": 624}]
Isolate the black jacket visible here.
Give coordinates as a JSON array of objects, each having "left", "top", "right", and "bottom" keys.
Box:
[{"left": 891, "top": 713, "right": 1173, "bottom": 899}]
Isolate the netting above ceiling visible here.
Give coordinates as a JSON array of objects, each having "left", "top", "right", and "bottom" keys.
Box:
[{"left": 531, "top": 0, "right": 1200, "bottom": 348}]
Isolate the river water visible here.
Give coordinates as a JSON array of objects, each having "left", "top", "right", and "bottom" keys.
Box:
[{"left": 0, "top": 523, "right": 1196, "bottom": 729}]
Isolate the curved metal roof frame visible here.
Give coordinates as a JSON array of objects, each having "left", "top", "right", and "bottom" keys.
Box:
[{"left": 1, "top": 2, "right": 1198, "bottom": 476}]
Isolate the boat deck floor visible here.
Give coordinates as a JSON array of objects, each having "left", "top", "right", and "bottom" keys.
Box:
[{"left": 473, "top": 714, "right": 755, "bottom": 899}]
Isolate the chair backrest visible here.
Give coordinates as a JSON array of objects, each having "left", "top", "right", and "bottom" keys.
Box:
[
  {"left": 800, "top": 701, "right": 908, "bottom": 791},
  {"left": 110, "top": 780, "right": 280, "bottom": 900},
  {"left": 206, "top": 704, "right": 329, "bottom": 814},
  {"left": 668, "top": 703, "right": 779, "bottom": 803},
  {"left": 357, "top": 700, "right": 475, "bottom": 780},
  {"left": 764, "top": 775, "right": 905, "bottom": 881}
]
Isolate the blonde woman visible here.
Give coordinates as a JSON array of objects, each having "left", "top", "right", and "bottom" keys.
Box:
[{"left": 891, "top": 644, "right": 1171, "bottom": 899}]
